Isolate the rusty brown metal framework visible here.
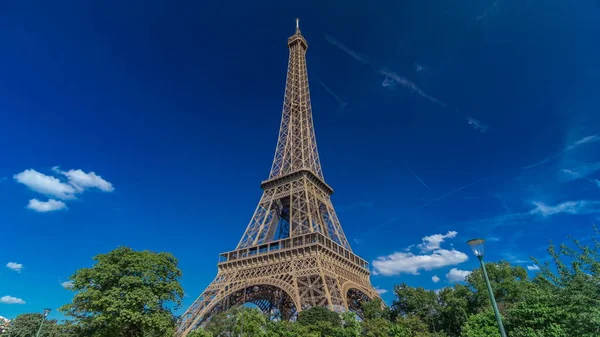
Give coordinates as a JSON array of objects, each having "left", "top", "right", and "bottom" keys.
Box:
[{"left": 175, "top": 19, "right": 379, "bottom": 337}]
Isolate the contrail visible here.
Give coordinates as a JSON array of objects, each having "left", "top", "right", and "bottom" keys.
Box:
[
  {"left": 324, "top": 34, "right": 493, "bottom": 132},
  {"left": 406, "top": 166, "right": 431, "bottom": 192},
  {"left": 317, "top": 79, "right": 348, "bottom": 111},
  {"left": 325, "top": 34, "right": 447, "bottom": 109},
  {"left": 521, "top": 134, "right": 600, "bottom": 170},
  {"left": 477, "top": 0, "right": 499, "bottom": 23},
  {"left": 324, "top": 34, "right": 370, "bottom": 66},
  {"left": 353, "top": 134, "right": 600, "bottom": 239},
  {"left": 379, "top": 68, "right": 447, "bottom": 108}
]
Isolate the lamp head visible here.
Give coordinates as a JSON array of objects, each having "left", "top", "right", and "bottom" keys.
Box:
[
  {"left": 42, "top": 308, "right": 51, "bottom": 317},
  {"left": 467, "top": 238, "right": 485, "bottom": 258}
]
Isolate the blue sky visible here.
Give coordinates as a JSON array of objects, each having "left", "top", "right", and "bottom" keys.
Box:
[{"left": 1, "top": 0, "right": 600, "bottom": 320}]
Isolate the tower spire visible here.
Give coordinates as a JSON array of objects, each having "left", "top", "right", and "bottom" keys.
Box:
[{"left": 296, "top": 17, "right": 300, "bottom": 33}]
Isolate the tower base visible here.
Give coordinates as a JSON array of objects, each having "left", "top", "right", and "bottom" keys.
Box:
[{"left": 176, "top": 232, "right": 379, "bottom": 336}]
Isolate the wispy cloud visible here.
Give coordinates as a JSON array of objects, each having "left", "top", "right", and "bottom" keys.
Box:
[
  {"left": 324, "top": 34, "right": 491, "bottom": 133},
  {"left": 464, "top": 199, "right": 600, "bottom": 230},
  {"left": 61, "top": 281, "right": 74, "bottom": 289},
  {"left": 432, "top": 275, "right": 440, "bottom": 283},
  {"left": 446, "top": 268, "right": 472, "bottom": 283},
  {"left": 418, "top": 231, "right": 457, "bottom": 252},
  {"left": 374, "top": 287, "right": 388, "bottom": 295},
  {"left": 476, "top": 0, "right": 500, "bottom": 23},
  {"left": 6, "top": 262, "right": 23, "bottom": 273},
  {"left": 530, "top": 200, "right": 600, "bottom": 216},
  {"left": 378, "top": 68, "right": 447, "bottom": 108},
  {"left": 466, "top": 117, "right": 490, "bottom": 133},
  {"left": 373, "top": 231, "right": 467, "bottom": 276},
  {"left": 325, "top": 34, "right": 446, "bottom": 108},
  {"left": 0, "top": 296, "right": 25, "bottom": 304},
  {"left": 522, "top": 135, "right": 600, "bottom": 170},
  {"left": 317, "top": 79, "right": 347, "bottom": 112},
  {"left": 433, "top": 135, "right": 600, "bottom": 205},
  {"left": 324, "top": 34, "right": 370, "bottom": 65},
  {"left": 527, "top": 265, "right": 540, "bottom": 271},
  {"left": 561, "top": 162, "right": 600, "bottom": 180},
  {"left": 406, "top": 166, "right": 431, "bottom": 192},
  {"left": 356, "top": 135, "right": 600, "bottom": 238},
  {"left": 27, "top": 198, "right": 67, "bottom": 212}
]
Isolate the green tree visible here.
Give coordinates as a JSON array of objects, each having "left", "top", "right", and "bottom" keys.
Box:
[
  {"left": 437, "top": 285, "right": 472, "bottom": 337},
  {"left": 187, "top": 329, "right": 212, "bottom": 337},
  {"left": 391, "top": 284, "right": 440, "bottom": 333},
  {"left": 362, "top": 317, "right": 391, "bottom": 337},
  {"left": 465, "top": 261, "right": 528, "bottom": 312},
  {"left": 361, "top": 299, "right": 391, "bottom": 321},
  {"left": 231, "top": 307, "right": 267, "bottom": 337},
  {"left": 392, "top": 315, "right": 444, "bottom": 337},
  {"left": 532, "top": 229, "right": 600, "bottom": 337},
  {"left": 505, "top": 281, "right": 567, "bottom": 337},
  {"left": 60, "top": 246, "right": 184, "bottom": 337},
  {"left": 4, "top": 313, "right": 67, "bottom": 337},
  {"left": 337, "top": 312, "right": 360, "bottom": 337},
  {"left": 265, "top": 320, "right": 318, "bottom": 337},
  {"left": 461, "top": 309, "right": 500, "bottom": 337},
  {"left": 297, "top": 306, "right": 342, "bottom": 327},
  {"left": 205, "top": 307, "right": 269, "bottom": 337}
]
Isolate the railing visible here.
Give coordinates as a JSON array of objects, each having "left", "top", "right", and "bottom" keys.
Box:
[{"left": 218, "top": 232, "right": 369, "bottom": 270}]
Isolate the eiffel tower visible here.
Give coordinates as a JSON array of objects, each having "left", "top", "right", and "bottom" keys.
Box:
[{"left": 176, "top": 19, "right": 379, "bottom": 336}]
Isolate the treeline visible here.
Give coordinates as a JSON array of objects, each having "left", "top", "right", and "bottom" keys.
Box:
[{"left": 2, "top": 230, "right": 598, "bottom": 337}]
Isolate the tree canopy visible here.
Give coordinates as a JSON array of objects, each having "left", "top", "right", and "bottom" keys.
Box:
[
  {"left": 4, "top": 229, "right": 597, "bottom": 337},
  {"left": 59, "top": 246, "right": 184, "bottom": 337}
]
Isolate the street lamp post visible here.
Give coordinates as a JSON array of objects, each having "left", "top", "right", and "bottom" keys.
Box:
[
  {"left": 35, "top": 308, "right": 51, "bottom": 337},
  {"left": 467, "top": 239, "right": 507, "bottom": 337}
]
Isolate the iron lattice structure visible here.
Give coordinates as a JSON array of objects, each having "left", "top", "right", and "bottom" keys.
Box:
[{"left": 176, "top": 20, "right": 379, "bottom": 337}]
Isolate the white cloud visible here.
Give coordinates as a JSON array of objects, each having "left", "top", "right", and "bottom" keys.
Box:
[
  {"left": 527, "top": 265, "right": 540, "bottom": 271},
  {"left": 374, "top": 287, "right": 388, "bottom": 295},
  {"left": 530, "top": 200, "right": 600, "bottom": 216},
  {"left": 0, "top": 296, "right": 25, "bottom": 304},
  {"left": 52, "top": 167, "right": 114, "bottom": 192},
  {"left": 446, "top": 268, "right": 472, "bottom": 283},
  {"left": 418, "top": 231, "right": 457, "bottom": 252},
  {"left": 373, "top": 249, "right": 468, "bottom": 276},
  {"left": 6, "top": 262, "right": 23, "bottom": 273},
  {"left": 373, "top": 231, "right": 468, "bottom": 276},
  {"left": 27, "top": 199, "right": 67, "bottom": 212},
  {"left": 14, "top": 169, "right": 76, "bottom": 199},
  {"left": 432, "top": 275, "right": 440, "bottom": 283},
  {"left": 14, "top": 167, "right": 114, "bottom": 211},
  {"left": 61, "top": 281, "right": 74, "bottom": 289}
]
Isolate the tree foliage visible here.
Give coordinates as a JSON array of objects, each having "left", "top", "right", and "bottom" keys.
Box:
[
  {"left": 59, "top": 246, "right": 184, "bottom": 337},
  {"left": 2, "top": 313, "right": 76, "bottom": 337},
  {"left": 13, "top": 230, "right": 595, "bottom": 337}
]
